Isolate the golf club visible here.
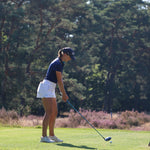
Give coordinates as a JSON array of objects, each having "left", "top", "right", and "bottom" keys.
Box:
[{"left": 67, "top": 100, "right": 112, "bottom": 142}]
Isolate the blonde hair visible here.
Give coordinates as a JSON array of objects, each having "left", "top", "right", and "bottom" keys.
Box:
[{"left": 58, "top": 49, "right": 64, "bottom": 58}]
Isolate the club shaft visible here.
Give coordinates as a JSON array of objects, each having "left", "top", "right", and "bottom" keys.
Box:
[{"left": 67, "top": 100, "right": 105, "bottom": 140}]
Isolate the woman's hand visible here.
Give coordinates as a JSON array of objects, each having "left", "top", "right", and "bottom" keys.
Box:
[{"left": 62, "top": 93, "right": 69, "bottom": 102}]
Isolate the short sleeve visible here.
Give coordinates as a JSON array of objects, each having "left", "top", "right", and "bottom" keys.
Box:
[{"left": 55, "top": 62, "right": 63, "bottom": 72}]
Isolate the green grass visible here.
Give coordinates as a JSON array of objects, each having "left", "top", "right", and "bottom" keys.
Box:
[{"left": 0, "top": 127, "right": 149, "bottom": 150}]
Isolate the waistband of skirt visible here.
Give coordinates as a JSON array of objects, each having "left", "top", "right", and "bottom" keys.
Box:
[{"left": 43, "top": 79, "right": 56, "bottom": 86}]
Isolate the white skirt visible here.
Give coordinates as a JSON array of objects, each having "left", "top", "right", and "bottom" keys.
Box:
[{"left": 37, "top": 79, "right": 56, "bottom": 98}]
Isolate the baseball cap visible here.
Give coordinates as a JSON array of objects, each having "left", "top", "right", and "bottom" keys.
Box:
[{"left": 62, "top": 47, "right": 75, "bottom": 60}]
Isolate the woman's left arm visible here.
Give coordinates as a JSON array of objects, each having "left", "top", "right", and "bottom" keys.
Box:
[{"left": 56, "top": 71, "right": 68, "bottom": 102}]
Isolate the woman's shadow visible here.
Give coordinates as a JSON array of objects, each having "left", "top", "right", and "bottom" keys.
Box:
[{"left": 56, "top": 142, "right": 97, "bottom": 149}]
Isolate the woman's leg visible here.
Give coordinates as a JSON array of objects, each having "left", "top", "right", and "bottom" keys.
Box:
[
  {"left": 49, "top": 98, "right": 58, "bottom": 136},
  {"left": 48, "top": 99, "right": 63, "bottom": 142},
  {"left": 42, "top": 98, "right": 57, "bottom": 137}
]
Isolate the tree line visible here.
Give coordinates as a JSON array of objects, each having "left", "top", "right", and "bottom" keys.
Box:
[{"left": 0, "top": 0, "right": 150, "bottom": 116}]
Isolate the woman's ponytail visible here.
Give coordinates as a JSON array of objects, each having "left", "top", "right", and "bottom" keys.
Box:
[{"left": 58, "top": 49, "right": 64, "bottom": 58}]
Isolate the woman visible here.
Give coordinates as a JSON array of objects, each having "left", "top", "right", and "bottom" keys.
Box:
[{"left": 37, "top": 47, "right": 75, "bottom": 143}]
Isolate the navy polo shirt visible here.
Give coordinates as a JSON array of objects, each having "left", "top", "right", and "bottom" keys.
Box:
[{"left": 45, "top": 57, "right": 64, "bottom": 83}]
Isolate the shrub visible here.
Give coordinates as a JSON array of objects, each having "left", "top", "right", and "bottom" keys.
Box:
[
  {"left": 55, "top": 118, "right": 69, "bottom": 128},
  {"left": 120, "top": 111, "right": 150, "bottom": 127},
  {"left": 0, "top": 107, "right": 19, "bottom": 125},
  {"left": 19, "top": 115, "right": 43, "bottom": 127},
  {"left": 1, "top": 107, "right": 150, "bottom": 129},
  {"left": 65, "top": 109, "right": 150, "bottom": 129}
]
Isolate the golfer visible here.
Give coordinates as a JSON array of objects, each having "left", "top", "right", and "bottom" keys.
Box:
[{"left": 37, "top": 47, "right": 75, "bottom": 143}]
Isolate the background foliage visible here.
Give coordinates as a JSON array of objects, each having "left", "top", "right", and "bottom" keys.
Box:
[{"left": 0, "top": 0, "right": 150, "bottom": 115}]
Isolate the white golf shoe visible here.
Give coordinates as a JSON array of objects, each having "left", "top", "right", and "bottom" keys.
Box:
[
  {"left": 49, "top": 136, "right": 63, "bottom": 142},
  {"left": 40, "top": 136, "right": 55, "bottom": 143}
]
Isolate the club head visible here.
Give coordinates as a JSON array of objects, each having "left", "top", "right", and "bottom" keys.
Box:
[{"left": 105, "top": 137, "right": 111, "bottom": 141}]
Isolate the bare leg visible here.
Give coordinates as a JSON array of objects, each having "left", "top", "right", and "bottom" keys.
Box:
[
  {"left": 42, "top": 98, "right": 57, "bottom": 137},
  {"left": 49, "top": 98, "right": 58, "bottom": 136}
]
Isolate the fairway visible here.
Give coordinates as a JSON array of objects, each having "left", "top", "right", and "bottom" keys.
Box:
[{"left": 0, "top": 127, "right": 149, "bottom": 150}]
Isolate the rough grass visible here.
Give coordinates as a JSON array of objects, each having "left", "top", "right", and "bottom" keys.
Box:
[{"left": 0, "top": 127, "right": 149, "bottom": 150}]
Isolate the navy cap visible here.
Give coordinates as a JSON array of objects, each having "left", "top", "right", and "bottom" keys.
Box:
[{"left": 62, "top": 47, "right": 75, "bottom": 60}]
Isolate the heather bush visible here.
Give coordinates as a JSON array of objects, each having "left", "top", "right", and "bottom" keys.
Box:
[
  {"left": 0, "top": 107, "right": 19, "bottom": 125},
  {"left": 67, "top": 109, "right": 112, "bottom": 128},
  {"left": 65, "top": 109, "right": 150, "bottom": 129},
  {"left": 0, "top": 108, "right": 43, "bottom": 127},
  {"left": 114, "top": 118, "right": 127, "bottom": 129},
  {"left": 0, "top": 107, "right": 150, "bottom": 130},
  {"left": 19, "top": 115, "right": 43, "bottom": 127},
  {"left": 119, "top": 111, "right": 150, "bottom": 128},
  {"left": 92, "top": 119, "right": 117, "bottom": 129},
  {"left": 68, "top": 109, "right": 82, "bottom": 127},
  {"left": 55, "top": 118, "right": 69, "bottom": 128}
]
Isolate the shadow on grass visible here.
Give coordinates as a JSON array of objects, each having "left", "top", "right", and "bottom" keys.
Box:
[{"left": 56, "top": 142, "right": 97, "bottom": 149}]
